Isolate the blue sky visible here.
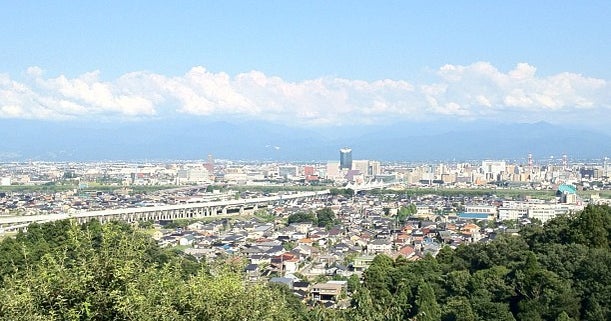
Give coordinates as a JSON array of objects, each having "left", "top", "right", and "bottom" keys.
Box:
[{"left": 1, "top": 1, "right": 610, "bottom": 130}]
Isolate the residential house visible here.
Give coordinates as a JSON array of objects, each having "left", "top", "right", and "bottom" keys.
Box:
[
  {"left": 245, "top": 264, "right": 260, "bottom": 282},
  {"left": 367, "top": 238, "right": 392, "bottom": 254},
  {"left": 353, "top": 255, "right": 376, "bottom": 272},
  {"left": 311, "top": 282, "right": 343, "bottom": 303}
]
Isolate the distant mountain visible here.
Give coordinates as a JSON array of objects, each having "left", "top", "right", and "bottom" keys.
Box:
[
  {"left": 351, "top": 121, "right": 611, "bottom": 161},
  {"left": 0, "top": 119, "right": 609, "bottom": 161}
]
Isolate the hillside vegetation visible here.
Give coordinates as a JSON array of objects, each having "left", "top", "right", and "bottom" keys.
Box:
[{"left": 0, "top": 205, "right": 608, "bottom": 321}]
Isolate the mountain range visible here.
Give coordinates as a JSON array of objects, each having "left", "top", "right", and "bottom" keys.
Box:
[{"left": 0, "top": 119, "right": 609, "bottom": 162}]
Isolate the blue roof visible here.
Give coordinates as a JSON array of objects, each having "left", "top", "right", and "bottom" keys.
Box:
[
  {"left": 458, "top": 213, "right": 490, "bottom": 220},
  {"left": 558, "top": 184, "right": 577, "bottom": 194}
]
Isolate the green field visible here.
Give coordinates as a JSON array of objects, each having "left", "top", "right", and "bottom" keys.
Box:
[
  {"left": 367, "top": 187, "right": 611, "bottom": 200},
  {"left": 2, "top": 181, "right": 610, "bottom": 201},
  {"left": 0, "top": 183, "right": 181, "bottom": 194},
  {"left": 229, "top": 185, "right": 329, "bottom": 193},
  {"left": 0, "top": 184, "right": 76, "bottom": 193}
]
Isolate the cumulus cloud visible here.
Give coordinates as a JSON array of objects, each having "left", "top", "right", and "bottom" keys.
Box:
[
  {"left": 0, "top": 62, "right": 609, "bottom": 125},
  {"left": 431, "top": 62, "right": 609, "bottom": 118}
]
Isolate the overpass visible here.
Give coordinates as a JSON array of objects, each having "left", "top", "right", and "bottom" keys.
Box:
[{"left": 0, "top": 190, "right": 330, "bottom": 233}]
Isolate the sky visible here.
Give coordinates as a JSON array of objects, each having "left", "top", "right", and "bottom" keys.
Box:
[{"left": 1, "top": 1, "right": 610, "bottom": 132}]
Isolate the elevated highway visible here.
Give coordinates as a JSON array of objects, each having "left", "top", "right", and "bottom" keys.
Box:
[
  {"left": 344, "top": 181, "right": 395, "bottom": 193},
  {"left": 0, "top": 189, "right": 330, "bottom": 233}
]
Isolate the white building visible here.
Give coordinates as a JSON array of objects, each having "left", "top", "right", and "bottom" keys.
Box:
[
  {"left": 527, "top": 203, "right": 584, "bottom": 223},
  {"left": 527, "top": 205, "right": 558, "bottom": 223},
  {"left": 0, "top": 177, "right": 11, "bottom": 186},
  {"left": 460, "top": 205, "right": 498, "bottom": 220},
  {"left": 498, "top": 207, "right": 528, "bottom": 221},
  {"left": 278, "top": 165, "right": 299, "bottom": 179},
  {"left": 481, "top": 160, "right": 506, "bottom": 181},
  {"left": 177, "top": 167, "right": 211, "bottom": 184}
]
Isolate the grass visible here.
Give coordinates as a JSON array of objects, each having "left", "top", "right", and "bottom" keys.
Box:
[
  {"left": 369, "top": 187, "right": 611, "bottom": 200},
  {"left": 0, "top": 184, "right": 76, "bottom": 193},
  {"left": 229, "top": 185, "right": 329, "bottom": 193},
  {"left": 0, "top": 183, "right": 181, "bottom": 194}
]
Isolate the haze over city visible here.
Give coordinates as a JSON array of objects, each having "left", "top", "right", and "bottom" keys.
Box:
[{"left": 1, "top": 2, "right": 610, "bottom": 161}]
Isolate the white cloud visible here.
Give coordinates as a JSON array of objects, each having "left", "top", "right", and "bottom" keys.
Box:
[
  {"left": 429, "top": 62, "right": 610, "bottom": 118},
  {"left": 0, "top": 62, "right": 609, "bottom": 125}
]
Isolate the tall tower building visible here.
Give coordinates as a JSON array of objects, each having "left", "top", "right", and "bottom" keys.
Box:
[
  {"left": 204, "top": 154, "right": 214, "bottom": 174},
  {"left": 339, "top": 148, "right": 353, "bottom": 170}
]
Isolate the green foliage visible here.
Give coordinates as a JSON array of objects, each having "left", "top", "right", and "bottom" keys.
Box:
[
  {"left": 346, "top": 205, "right": 611, "bottom": 321},
  {"left": 442, "top": 296, "right": 475, "bottom": 321},
  {"left": 253, "top": 209, "right": 276, "bottom": 223},
  {"left": 347, "top": 274, "right": 361, "bottom": 293},
  {"left": 343, "top": 251, "right": 359, "bottom": 266},
  {"left": 163, "top": 218, "right": 197, "bottom": 229},
  {"left": 231, "top": 185, "right": 327, "bottom": 194},
  {"left": 329, "top": 188, "right": 354, "bottom": 197},
  {"left": 316, "top": 207, "right": 336, "bottom": 228},
  {"left": 555, "top": 311, "right": 573, "bottom": 321},
  {"left": 415, "top": 281, "right": 441, "bottom": 321},
  {"left": 283, "top": 241, "right": 296, "bottom": 251},
  {"left": 397, "top": 204, "right": 417, "bottom": 222},
  {"left": 285, "top": 208, "right": 336, "bottom": 228},
  {"left": 0, "top": 220, "right": 299, "bottom": 321},
  {"left": 0, "top": 205, "right": 608, "bottom": 321},
  {"left": 137, "top": 219, "right": 155, "bottom": 229},
  {"left": 287, "top": 211, "right": 317, "bottom": 225}
]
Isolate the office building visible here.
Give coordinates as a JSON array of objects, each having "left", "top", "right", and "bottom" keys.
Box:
[{"left": 339, "top": 148, "right": 352, "bottom": 170}]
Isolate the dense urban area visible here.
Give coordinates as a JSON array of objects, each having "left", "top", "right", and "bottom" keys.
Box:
[{"left": 0, "top": 150, "right": 610, "bottom": 320}]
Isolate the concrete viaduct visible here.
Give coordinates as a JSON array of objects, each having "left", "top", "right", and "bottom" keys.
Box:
[{"left": 0, "top": 190, "right": 330, "bottom": 233}]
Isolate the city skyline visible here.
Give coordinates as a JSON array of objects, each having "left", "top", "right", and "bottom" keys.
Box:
[{"left": 1, "top": 2, "right": 610, "bottom": 134}]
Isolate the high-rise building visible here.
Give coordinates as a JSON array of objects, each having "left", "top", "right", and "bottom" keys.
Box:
[
  {"left": 369, "top": 161, "right": 381, "bottom": 176},
  {"left": 481, "top": 160, "right": 506, "bottom": 181},
  {"left": 326, "top": 161, "right": 340, "bottom": 179},
  {"left": 303, "top": 165, "right": 315, "bottom": 176},
  {"left": 352, "top": 160, "right": 370, "bottom": 175},
  {"left": 278, "top": 165, "right": 299, "bottom": 179},
  {"left": 339, "top": 148, "right": 353, "bottom": 170},
  {"left": 204, "top": 154, "right": 214, "bottom": 174}
]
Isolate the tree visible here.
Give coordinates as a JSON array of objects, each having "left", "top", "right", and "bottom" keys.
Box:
[
  {"left": 582, "top": 298, "right": 606, "bottom": 321},
  {"left": 573, "top": 248, "right": 611, "bottom": 320},
  {"left": 287, "top": 211, "right": 316, "bottom": 225},
  {"left": 444, "top": 270, "right": 471, "bottom": 298},
  {"left": 442, "top": 296, "right": 475, "bottom": 321},
  {"left": 347, "top": 274, "right": 361, "bottom": 293},
  {"left": 570, "top": 205, "right": 610, "bottom": 249},
  {"left": 555, "top": 311, "right": 574, "bottom": 321},
  {"left": 330, "top": 188, "right": 353, "bottom": 198},
  {"left": 283, "top": 241, "right": 296, "bottom": 251},
  {"left": 316, "top": 207, "right": 336, "bottom": 228},
  {"left": 415, "top": 281, "right": 441, "bottom": 321},
  {"left": 397, "top": 204, "right": 417, "bottom": 222},
  {"left": 514, "top": 252, "right": 579, "bottom": 321},
  {"left": 0, "top": 220, "right": 300, "bottom": 321},
  {"left": 350, "top": 288, "right": 379, "bottom": 321}
]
